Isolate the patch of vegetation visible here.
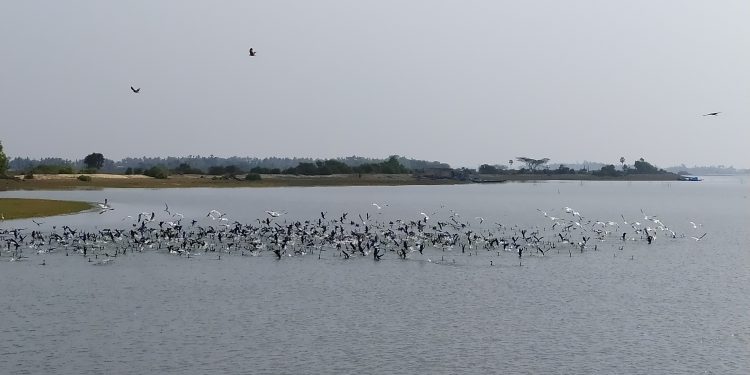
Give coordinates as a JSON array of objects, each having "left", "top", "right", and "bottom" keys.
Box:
[
  {"left": 173, "top": 163, "right": 204, "bottom": 175},
  {"left": 0, "top": 141, "right": 8, "bottom": 177},
  {"left": 282, "top": 155, "right": 409, "bottom": 175},
  {"left": 593, "top": 164, "right": 621, "bottom": 177},
  {"left": 143, "top": 166, "right": 169, "bottom": 179},
  {"left": 31, "top": 164, "right": 75, "bottom": 174},
  {"left": 83, "top": 152, "right": 104, "bottom": 170},
  {"left": 245, "top": 173, "right": 261, "bottom": 181},
  {"left": 77, "top": 175, "right": 92, "bottom": 182},
  {"left": 249, "top": 167, "right": 281, "bottom": 174}
]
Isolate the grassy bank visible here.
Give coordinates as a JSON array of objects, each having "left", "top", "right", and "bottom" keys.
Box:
[
  {"left": 0, "top": 172, "right": 680, "bottom": 191},
  {"left": 0, "top": 174, "right": 460, "bottom": 191},
  {"left": 0, "top": 198, "right": 93, "bottom": 220}
]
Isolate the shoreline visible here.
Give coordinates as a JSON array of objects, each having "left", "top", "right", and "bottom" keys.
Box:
[{"left": 0, "top": 173, "right": 681, "bottom": 191}]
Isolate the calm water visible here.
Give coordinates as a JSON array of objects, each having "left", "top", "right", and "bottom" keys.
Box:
[{"left": 1, "top": 177, "right": 748, "bottom": 374}]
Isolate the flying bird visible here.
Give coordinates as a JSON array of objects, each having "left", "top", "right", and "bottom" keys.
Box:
[
  {"left": 248, "top": 48, "right": 256, "bottom": 56},
  {"left": 702, "top": 112, "right": 720, "bottom": 116},
  {"left": 131, "top": 86, "right": 140, "bottom": 93}
]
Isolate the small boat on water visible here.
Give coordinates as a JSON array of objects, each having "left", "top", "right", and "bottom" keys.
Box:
[{"left": 678, "top": 176, "right": 703, "bottom": 181}]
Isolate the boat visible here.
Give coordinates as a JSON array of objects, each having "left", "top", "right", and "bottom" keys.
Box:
[{"left": 678, "top": 176, "right": 703, "bottom": 181}]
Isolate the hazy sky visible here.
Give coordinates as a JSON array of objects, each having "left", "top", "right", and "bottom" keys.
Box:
[{"left": 1, "top": 1, "right": 748, "bottom": 168}]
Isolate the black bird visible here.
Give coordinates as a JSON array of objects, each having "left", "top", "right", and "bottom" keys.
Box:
[
  {"left": 702, "top": 112, "right": 720, "bottom": 116},
  {"left": 131, "top": 86, "right": 140, "bottom": 93},
  {"left": 248, "top": 48, "right": 256, "bottom": 56}
]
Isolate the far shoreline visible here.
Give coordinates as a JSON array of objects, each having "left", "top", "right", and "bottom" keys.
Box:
[{"left": 0, "top": 172, "right": 684, "bottom": 191}]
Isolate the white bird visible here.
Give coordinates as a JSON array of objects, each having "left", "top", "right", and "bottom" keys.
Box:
[
  {"left": 689, "top": 221, "right": 702, "bottom": 229},
  {"left": 206, "top": 210, "right": 225, "bottom": 220},
  {"left": 372, "top": 203, "right": 382, "bottom": 210},
  {"left": 690, "top": 233, "right": 707, "bottom": 241},
  {"left": 97, "top": 199, "right": 114, "bottom": 214},
  {"left": 420, "top": 212, "right": 430, "bottom": 221},
  {"left": 97, "top": 199, "right": 111, "bottom": 210},
  {"left": 475, "top": 217, "right": 484, "bottom": 224},
  {"left": 265, "top": 210, "right": 285, "bottom": 217}
]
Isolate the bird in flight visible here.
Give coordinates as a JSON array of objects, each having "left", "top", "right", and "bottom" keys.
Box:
[
  {"left": 702, "top": 112, "right": 720, "bottom": 116},
  {"left": 248, "top": 48, "right": 256, "bottom": 57},
  {"left": 131, "top": 86, "right": 141, "bottom": 93},
  {"left": 265, "top": 210, "right": 285, "bottom": 217}
]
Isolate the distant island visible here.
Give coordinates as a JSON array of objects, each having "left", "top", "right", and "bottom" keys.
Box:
[
  {"left": 0, "top": 145, "right": 704, "bottom": 190},
  {"left": 3, "top": 140, "right": 746, "bottom": 190}
]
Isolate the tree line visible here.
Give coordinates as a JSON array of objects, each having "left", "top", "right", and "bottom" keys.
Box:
[
  {"left": 7, "top": 154, "right": 447, "bottom": 175},
  {"left": 0, "top": 140, "right": 677, "bottom": 181},
  {"left": 476, "top": 156, "right": 671, "bottom": 176}
]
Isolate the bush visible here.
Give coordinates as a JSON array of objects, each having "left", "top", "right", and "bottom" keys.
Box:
[
  {"left": 32, "top": 164, "right": 74, "bottom": 174},
  {"left": 207, "top": 166, "right": 226, "bottom": 175},
  {"left": 143, "top": 166, "right": 169, "bottom": 179},
  {"left": 245, "top": 173, "right": 261, "bottom": 181},
  {"left": 77, "top": 175, "right": 92, "bottom": 182},
  {"left": 173, "top": 163, "right": 203, "bottom": 175},
  {"left": 24, "top": 171, "right": 34, "bottom": 179},
  {"left": 593, "top": 164, "right": 620, "bottom": 177}
]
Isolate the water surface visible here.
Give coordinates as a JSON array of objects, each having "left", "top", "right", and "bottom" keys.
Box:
[{"left": 1, "top": 178, "right": 748, "bottom": 374}]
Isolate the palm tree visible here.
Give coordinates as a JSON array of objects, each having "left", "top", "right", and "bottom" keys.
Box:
[
  {"left": 619, "top": 156, "right": 626, "bottom": 170},
  {"left": 508, "top": 159, "right": 514, "bottom": 169}
]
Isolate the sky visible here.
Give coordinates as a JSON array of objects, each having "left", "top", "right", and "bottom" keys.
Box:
[{"left": 1, "top": 0, "right": 748, "bottom": 169}]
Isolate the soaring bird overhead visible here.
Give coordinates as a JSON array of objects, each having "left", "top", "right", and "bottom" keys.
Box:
[
  {"left": 131, "top": 86, "right": 141, "bottom": 93},
  {"left": 702, "top": 112, "right": 720, "bottom": 116},
  {"left": 248, "top": 48, "right": 256, "bottom": 56}
]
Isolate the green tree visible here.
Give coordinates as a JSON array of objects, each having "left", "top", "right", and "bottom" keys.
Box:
[
  {"left": 0, "top": 141, "right": 8, "bottom": 176},
  {"left": 515, "top": 157, "right": 550, "bottom": 173},
  {"left": 633, "top": 158, "right": 659, "bottom": 174},
  {"left": 381, "top": 155, "right": 409, "bottom": 174},
  {"left": 478, "top": 164, "right": 501, "bottom": 174},
  {"left": 83, "top": 152, "right": 105, "bottom": 170},
  {"left": 144, "top": 165, "right": 169, "bottom": 179},
  {"left": 594, "top": 164, "right": 619, "bottom": 177}
]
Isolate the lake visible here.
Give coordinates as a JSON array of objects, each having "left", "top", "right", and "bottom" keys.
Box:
[{"left": 1, "top": 177, "right": 748, "bottom": 374}]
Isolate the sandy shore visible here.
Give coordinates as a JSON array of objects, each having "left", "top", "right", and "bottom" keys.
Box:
[
  {"left": 0, "top": 172, "right": 680, "bottom": 191},
  {"left": 13, "top": 174, "right": 150, "bottom": 180}
]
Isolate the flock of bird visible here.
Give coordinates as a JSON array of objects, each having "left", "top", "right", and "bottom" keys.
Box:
[{"left": 1, "top": 200, "right": 707, "bottom": 267}]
